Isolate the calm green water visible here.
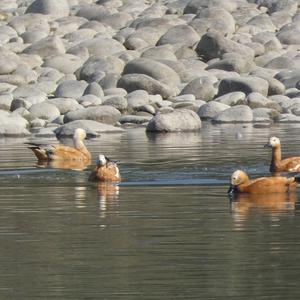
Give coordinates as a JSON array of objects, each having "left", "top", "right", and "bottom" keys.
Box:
[{"left": 1, "top": 123, "right": 300, "bottom": 299}]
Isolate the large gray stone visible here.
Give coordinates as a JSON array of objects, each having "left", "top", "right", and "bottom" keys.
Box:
[
  {"left": 0, "top": 47, "right": 19, "bottom": 75},
  {"left": 23, "top": 36, "right": 65, "bottom": 59},
  {"left": 157, "top": 24, "right": 200, "bottom": 47},
  {"left": 180, "top": 76, "right": 217, "bottom": 101},
  {"left": 0, "top": 110, "right": 29, "bottom": 137},
  {"left": 12, "top": 85, "right": 47, "bottom": 105},
  {"left": 43, "top": 54, "right": 84, "bottom": 74},
  {"left": 218, "top": 76, "right": 269, "bottom": 97},
  {"left": 196, "top": 31, "right": 255, "bottom": 61},
  {"left": 69, "top": 37, "right": 126, "bottom": 59},
  {"left": 29, "top": 102, "right": 60, "bottom": 122},
  {"left": 197, "top": 101, "right": 230, "bottom": 120},
  {"left": 183, "top": 0, "right": 238, "bottom": 14},
  {"left": 213, "top": 105, "right": 253, "bottom": 123},
  {"left": 26, "top": 0, "right": 70, "bottom": 17},
  {"left": 64, "top": 105, "right": 121, "bottom": 125},
  {"left": 213, "top": 91, "right": 246, "bottom": 106},
  {"left": 48, "top": 98, "right": 82, "bottom": 114},
  {"left": 54, "top": 120, "right": 124, "bottom": 137},
  {"left": 275, "top": 69, "right": 300, "bottom": 89},
  {"left": 117, "top": 74, "right": 178, "bottom": 99},
  {"left": 123, "top": 58, "right": 181, "bottom": 87},
  {"left": 55, "top": 80, "right": 88, "bottom": 99},
  {"left": 146, "top": 109, "right": 201, "bottom": 132},
  {"left": 246, "top": 92, "right": 281, "bottom": 111},
  {"left": 103, "top": 95, "right": 128, "bottom": 112},
  {"left": 126, "top": 90, "right": 149, "bottom": 109},
  {"left": 277, "top": 113, "right": 300, "bottom": 123},
  {"left": 119, "top": 114, "right": 152, "bottom": 124}
]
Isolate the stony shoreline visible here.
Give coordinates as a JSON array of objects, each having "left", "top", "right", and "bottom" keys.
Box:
[{"left": 0, "top": 0, "right": 300, "bottom": 137}]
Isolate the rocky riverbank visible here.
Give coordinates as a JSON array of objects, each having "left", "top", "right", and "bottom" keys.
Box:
[{"left": 0, "top": 0, "right": 300, "bottom": 137}]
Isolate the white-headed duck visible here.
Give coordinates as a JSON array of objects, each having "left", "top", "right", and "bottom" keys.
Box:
[
  {"left": 265, "top": 136, "right": 300, "bottom": 172},
  {"left": 228, "top": 170, "right": 300, "bottom": 194},
  {"left": 28, "top": 128, "right": 91, "bottom": 162},
  {"left": 89, "top": 155, "right": 121, "bottom": 182}
]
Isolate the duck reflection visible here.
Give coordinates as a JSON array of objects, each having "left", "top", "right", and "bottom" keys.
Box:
[
  {"left": 229, "top": 192, "right": 297, "bottom": 218},
  {"left": 36, "top": 159, "right": 91, "bottom": 171}
]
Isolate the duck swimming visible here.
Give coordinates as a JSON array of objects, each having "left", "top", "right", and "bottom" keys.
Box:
[
  {"left": 228, "top": 170, "right": 300, "bottom": 194},
  {"left": 265, "top": 136, "right": 300, "bottom": 173},
  {"left": 28, "top": 128, "right": 91, "bottom": 162},
  {"left": 89, "top": 155, "right": 121, "bottom": 182}
]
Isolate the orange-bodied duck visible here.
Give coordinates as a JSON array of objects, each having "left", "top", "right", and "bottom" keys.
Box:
[
  {"left": 265, "top": 136, "right": 300, "bottom": 172},
  {"left": 228, "top": 170, "right": 300, "bottom": 194},
  {"left": 28, "top": 128, "right": 91, "bottom": 162},
  {"left": 89, "top": 155, "right": 121, "bottom": 182}
]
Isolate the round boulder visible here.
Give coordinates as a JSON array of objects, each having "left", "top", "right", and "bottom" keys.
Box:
[
  {"left": 213, "top": 105, "right": 253, "bottom": 123},
  {"left": 146, "top": 109, "right": 202, "bottom": 132}
]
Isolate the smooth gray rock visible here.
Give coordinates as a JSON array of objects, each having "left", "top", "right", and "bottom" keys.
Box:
[
  {"left": 123, "top": 58, "right": 181, "bottom": 87},
  {"left": 12, "top": 85, "right": 47, "bottom": 105},
  {"left": 104, "top": 88, "right": 127, "bottom": 97},
  {"left": 252, "top": 107, "right": 280, "bottom": 122},
  {"left": 218, "top": 76, "right": 269, "bottom": 97},
  {"left": 184, "top": 0, "right": 238, "bottom": 14},
  {"left": 277, "top": 24, "right": 300, "bottom": 45},
  {"left": 146, "top": 109, "right": 201, "bottom": 132},
  {"left": 180, "top": 76, "right": 217, "bottom": 101},
  {"left": 141, "top": 45, "right": 178, "bottom": 61},
  {"left": 79, "top": 56, "right": 124, "bottom": 83},
  {"left": 43, "top": 54, "right": 84, "bottom": 74},
  {"left": 23, "top": 36, "right": 65, "bottom": 58},
  {"left": 157, "top": 24, "right": 199, "bottom": 47},
  {"left": 101, "top": 12, "right": 133, "bottom": 30},
  {"left": 64, "top": 105, "right": 121, "bottom": 125},
  {"left": 206, "top": 53, "right": 253, "bottom": 74},
  {"left": 213, "top": 91, "right": 246, "bottom": 106},
  {"left": 126, "top": 90, "right": 150, "bottom": 109},
  {"left": 269, "top": 95, "right": 294, "bottom": 110},
  {"left": 99, "top": 73, "right": 121, "bottom": 90},
  {"left": 275, "top": 69, "right": 300, "bottom": 89},
  {"left": 277, "top": 113, "right": 300, "bottom": 123},
  {"left": 29, "top": 102, "right": 60, "bottom": 122},
  {"left": 70, "top": 37, "right": 126, "bottom": 59},
  {"left": 196, "top": 31, "right": 255, "bottom": 61},
  {"left": 246, "top": 92, "right": 281, "bottom": 111},
  {"left": 0, "top": 93, "right": 13, "bottom": 110},
  {"left": 21, "top": 30, "right": 48, "bottom": 43},
  {"left": 48, "top": 98, "right": 82, "bottom": 114},
  {"left": 30, "top": 118, "right": 47, "bottom": 128},
  {"left": 103, "top": 95, "right": 128, "bottom": 111},
  {"left": 26, "top": 0, "right": 70, "bottom": 17},
  {"left": 78, "top": 95, "right": 102, "bottom": 107},
  {"left": 55, "top": 120, "right": 124, "bottom": 137},
  {"left": 64, "top": 28, "right": 97, "bottom": 44},
  {"left": 117, "top": 74, "right": 178, "bottom": 99},
  {"left": 119, "top": 114, "right": 152, "bottom": 124},
  {"left": 0, "top": 47, "right": 19, "bottom": 75},
  {"left": 83, "top": 82, "right": 104, "bottom": 98},
  {"left": 0, "top": 110, "right": 29, "bottom": 137},
  {"left": 55, "top": 80, "right": 88, "bottom": 99},
  {"left": 213, "top": 105, "right": 253, "bottom": 123},
  {"left": 197, "top": 101, "right": 230, "bottom": 120}
]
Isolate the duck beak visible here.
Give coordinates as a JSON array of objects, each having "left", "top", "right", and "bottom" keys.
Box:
[
  {"left": 227, "top": 185, "right": 236, "bottom": 194},
  {"left": 264, "top": 142, "right": 271, "bottom": 148}
]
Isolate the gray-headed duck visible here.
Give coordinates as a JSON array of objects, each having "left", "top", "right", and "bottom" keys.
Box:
[{"left": 89, "top": 155, "right": 121, "bottom": 182}]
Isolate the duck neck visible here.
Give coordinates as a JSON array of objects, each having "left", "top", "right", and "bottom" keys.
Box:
[
  {"left": 74, "top": 137, "right": 85, "bottom": 151},
  {"left": 271, "top": 145, "right": 281, "bottom": 170}
]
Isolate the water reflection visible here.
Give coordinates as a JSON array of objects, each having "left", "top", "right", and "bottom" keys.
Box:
[{"left": 230, "top": 192, "right": 297, "bottom": 220}]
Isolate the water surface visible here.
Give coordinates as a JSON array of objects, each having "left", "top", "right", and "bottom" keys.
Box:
[{"left": 1, "top": 123, "right": 300, "bottom": 299}]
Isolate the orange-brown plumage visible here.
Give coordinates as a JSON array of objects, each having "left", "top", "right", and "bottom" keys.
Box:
[
  {"left": 28, "top": 128, "right": 91, "bottom": 163},
  {"left": 89, "top": 155, "right": 121, "bottom": 182},
  {"left": 265, "top": 137, "right": 300, "bottom": 172},
  {"left": 228, "top": 170, "right": 299, "bottom": 194}
]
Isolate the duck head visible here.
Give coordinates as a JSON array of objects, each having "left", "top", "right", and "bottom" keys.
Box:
[
  {"left": 264, "top": 136, "right": 280, "bottom": 148},
  {"left": 228, "top": 170, "right": 249, "bottom": 194}
]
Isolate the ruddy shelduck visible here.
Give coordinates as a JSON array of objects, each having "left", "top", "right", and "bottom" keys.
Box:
[
  {"left": 89, "top": 155, "right": 121, "bottom": 182},
  {"left": 228, "top": 170, "right": 300, "bottom": 194},
  {"left": 28, "top": 128, "right": 91, "bottom": 162},
  {"left": 265, "top": 136, "right": 300, "bottom": 172}
]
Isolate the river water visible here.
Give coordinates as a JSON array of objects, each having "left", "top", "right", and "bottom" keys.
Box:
[{"left": 1, "top": 123, "right": 300, "bottom": 299}]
